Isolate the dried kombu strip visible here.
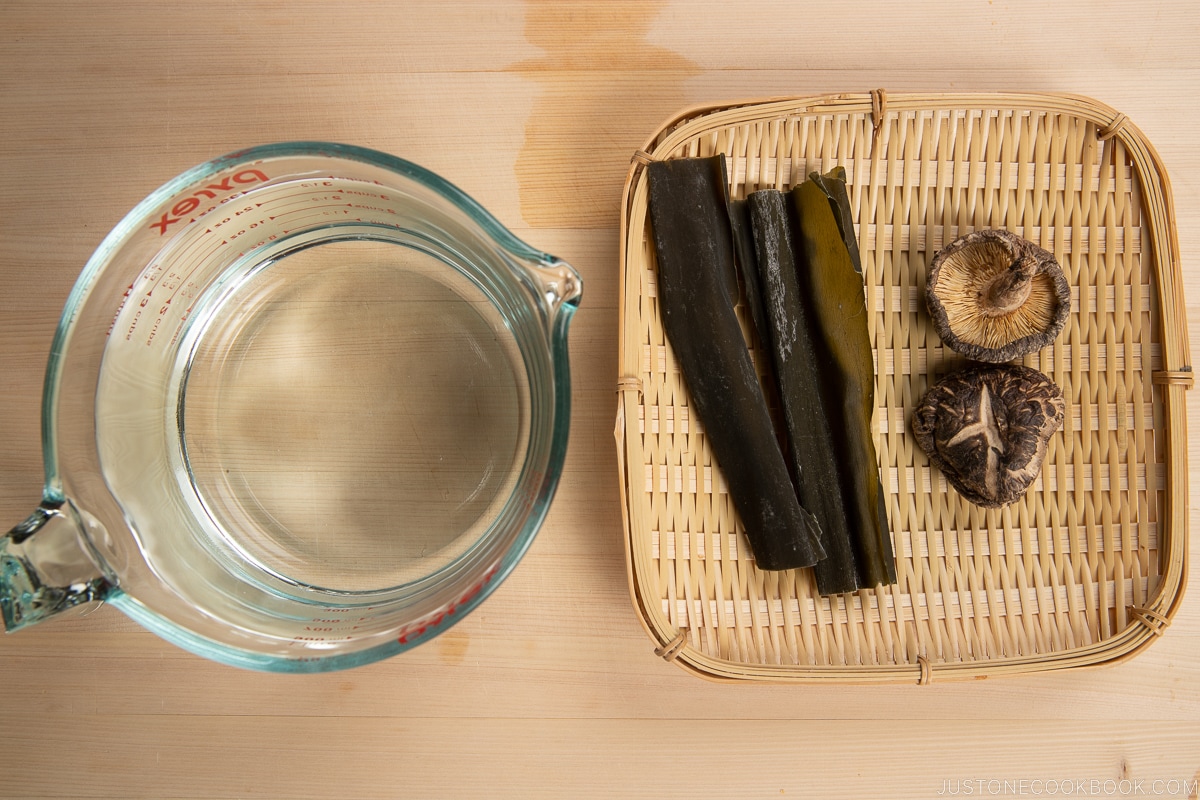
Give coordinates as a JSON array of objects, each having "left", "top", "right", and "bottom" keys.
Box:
[
  {"left": 808, "top": 168, "right": 862, "bottom": 272},
  {"left": 646, "top": 156, "right": 826, "bottom": 571},
  {"left": 744, "top": 189, "right": 860, "bottom": 594},
  {"left": 789, "top": 168, "right": 897, "bottom": 588},
  {"left": 727, "top": 198, "right": 771, "bottom": 348}
]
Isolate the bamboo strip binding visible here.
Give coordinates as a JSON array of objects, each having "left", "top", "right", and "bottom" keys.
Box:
[{"left": 616, "top": 92, "right": 1189, "bottom": 683}]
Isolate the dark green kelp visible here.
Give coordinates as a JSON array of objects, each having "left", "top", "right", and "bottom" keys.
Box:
[
  {"left": 645, "top": 156, "right": 826, "bottom": 571},
  {"left": 789, "top": 168, "right": 896, "bottom": 588},
  {"left": 727, "top": 198, "right": 771, "bottom": 349},
  {"left": 744, "top": 189, "right": 861, "bottom": 594}
]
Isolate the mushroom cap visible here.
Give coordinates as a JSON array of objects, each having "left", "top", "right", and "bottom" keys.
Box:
[
  {"left": 912, "top": 364, "right": 1065, "bottom": 508},
  {"left": 926, "top": 229, "right": 1070, "bottom": 363}
]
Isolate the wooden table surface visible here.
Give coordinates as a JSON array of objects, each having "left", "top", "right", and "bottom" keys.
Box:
[{"left": 2, "top": 2, "right": 1197, "bottom": 798}]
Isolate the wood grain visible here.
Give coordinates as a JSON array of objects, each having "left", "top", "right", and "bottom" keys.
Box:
[{"left": 1, "top": 1, "right": 1197, "bottom": 797}]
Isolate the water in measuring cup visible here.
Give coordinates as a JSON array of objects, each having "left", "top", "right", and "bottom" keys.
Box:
[{"left": 177, "top": 238, "right": 529, "bottom": 593}]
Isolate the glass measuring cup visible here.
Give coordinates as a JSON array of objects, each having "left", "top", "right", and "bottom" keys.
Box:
[{"left": 0, "top": 143, "right": 581, "bottom": 671}]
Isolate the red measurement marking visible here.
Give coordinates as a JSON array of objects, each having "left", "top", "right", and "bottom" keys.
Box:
[
  {"left": 268, "top": 200, "right": 358, "bottom": 220},
  {"left": 268, "top": 203, "right": 363, "bottom": 234},
  {"left": 518, "top": 468, "right": 547, "bottom": 513},
  {"left": 263, "top": 193, "right": 345, "bottom": 218},
  {"left": 143, "top": 232, "right": 226, "bottom": 306},
  {"left": 106, "top": 282, "right": 137, "bottom": 336}
]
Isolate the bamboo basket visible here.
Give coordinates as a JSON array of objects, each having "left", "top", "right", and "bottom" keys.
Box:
[{"left": 615, "top": 92, "right": 1190, "bottom": 683}]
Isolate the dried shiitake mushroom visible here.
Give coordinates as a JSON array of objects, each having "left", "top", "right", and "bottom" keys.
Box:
[
  {"left": 926, "top": 229, "right": 1070, "bottom": 363},
  {"left": 913, "top": 364, "right": 1065, "bottom": 508}
]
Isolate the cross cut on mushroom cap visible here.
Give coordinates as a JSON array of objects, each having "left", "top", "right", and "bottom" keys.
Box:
[
  {"left": 926, "top": 229, "right": 1070, "bottom": 363},
  {"left": 912, "top": 364, "right": 1065, "bottom": 508}
]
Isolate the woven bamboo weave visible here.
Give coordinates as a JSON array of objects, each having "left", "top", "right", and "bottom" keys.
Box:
[{"left": 615, "top": 92, "right": 1190, "bottom": 683}]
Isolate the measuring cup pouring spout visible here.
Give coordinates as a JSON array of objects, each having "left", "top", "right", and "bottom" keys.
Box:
[
  {"left": 1, "top": 143, "right": 582, "bottom": 671},
  {"left": 1, "top": 503, "right": 110, "bottom": 632},
  {"left": 522, "top": 255, "right": 583, "bottom": 328}
]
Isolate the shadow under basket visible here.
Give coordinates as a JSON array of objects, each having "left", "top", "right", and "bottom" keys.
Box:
[{"left": 615, "top": 92, "right": 1190, "bottom": 684}]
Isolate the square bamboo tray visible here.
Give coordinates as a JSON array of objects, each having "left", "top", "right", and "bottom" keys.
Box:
[{"left": 615, "top": 92, "right": 1190, "bottom": 683}]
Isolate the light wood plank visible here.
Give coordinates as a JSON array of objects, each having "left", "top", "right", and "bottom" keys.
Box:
[
  {"left": 2, "top": 716, "right": 1198, "bottom": 799},
  {"left": 0, "top": 0, "right": 1197, "bottom": 797}
]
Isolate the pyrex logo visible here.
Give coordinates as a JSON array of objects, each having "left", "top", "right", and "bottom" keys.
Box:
[{"left": 150, "top": 169, "right": 269, "bottom": 235}]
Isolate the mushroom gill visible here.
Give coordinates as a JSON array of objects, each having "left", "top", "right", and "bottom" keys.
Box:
[{"left": 926, "top": 229, "right": 1070, "bottom": 363}]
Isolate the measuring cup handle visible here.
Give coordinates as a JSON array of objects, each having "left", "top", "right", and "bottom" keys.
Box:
[{"left": 1, "top": 503, "right": 110, "bottom": 632}]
